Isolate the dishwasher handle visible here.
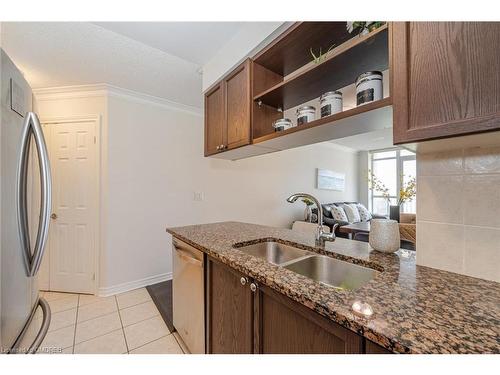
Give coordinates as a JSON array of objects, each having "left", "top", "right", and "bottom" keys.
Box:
[{"left": 173, "top": 245, "right": 203, "bottom": 267}]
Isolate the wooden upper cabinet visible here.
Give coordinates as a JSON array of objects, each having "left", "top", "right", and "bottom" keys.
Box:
[
  {"left": 204, "top": 83, "right": 224, "bottom": 156},
  {"left": 206, "top": 257, "right": 254, "bottom": 354},
  {"left": 392, "top": 22, "right": 500, "bottom": 144},
  {"left": 204, "top": 59, "right": 251, "bottom": 156},
  {"left": 223, "top": 60, "right": 251, "bottom": 150}
]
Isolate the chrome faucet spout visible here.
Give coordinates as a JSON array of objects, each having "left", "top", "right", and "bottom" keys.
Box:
[{"left": 286, "top": 193, "right": 336, "bottom": 246}]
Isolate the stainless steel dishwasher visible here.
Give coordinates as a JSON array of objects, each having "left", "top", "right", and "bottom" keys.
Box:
[{"left": 172, "top": 238, "right": 205, "bottom": 354}]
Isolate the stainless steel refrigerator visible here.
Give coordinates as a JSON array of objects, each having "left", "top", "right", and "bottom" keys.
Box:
[{"left": 0, "top": 49, "right": 52, "bottom": 354}]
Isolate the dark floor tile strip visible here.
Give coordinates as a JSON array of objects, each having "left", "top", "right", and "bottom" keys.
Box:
[{"left": 146, "top": 281, "right": 175, "bottom": 333}]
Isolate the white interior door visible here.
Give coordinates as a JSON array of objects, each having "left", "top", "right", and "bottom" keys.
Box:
[{"left": 40, "top": 117, "right": 99, "bottom": 294}]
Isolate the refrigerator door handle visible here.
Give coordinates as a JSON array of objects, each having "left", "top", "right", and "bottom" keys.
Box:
[
  {"left": 26, "top": 297, "right": 51, "bottom": 354},
  {"left": 11, "top": 297, "right": 52, "bottom": 354},
  {"left": 16, "top": 113, "right": 34, "bottom": 276},
  {"left": 29, "top": 112, "right": 52, "bottom": 277},
  {"left": 16, "top": 112, "right": 52, "bottom": 277}
]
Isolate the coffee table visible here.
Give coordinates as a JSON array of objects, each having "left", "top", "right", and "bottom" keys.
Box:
[
  {"left": 339, "top": 221, "right": 416, "bottom": 244},
  {"left": 339, "top": 222, "right": 370, "bottom": 240}
]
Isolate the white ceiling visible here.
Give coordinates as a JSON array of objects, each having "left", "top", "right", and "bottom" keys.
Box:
[
  {"left": 0, "top": 22, "right": 253, "bottom": 108},
  {"left": 93, "top": 22, "right": 244, "bottom": 65}
]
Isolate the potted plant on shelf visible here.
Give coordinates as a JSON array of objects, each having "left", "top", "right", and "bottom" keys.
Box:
[
  {"left": 310, "top": 44, "right": 336, "bottom": 64},
  {"left": 368, "top": 173, "right": 416, "bottom": 222},
  {"left": 346, "top": 22, "right": 386, "bottom": 36}
]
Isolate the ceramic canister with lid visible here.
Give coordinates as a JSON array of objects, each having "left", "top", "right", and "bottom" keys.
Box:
[
  {"left": 272, "top": 118, "right": 293, "bottom": 132},
  {"left": 320, "top": 91, "right": 343, "bottom": 118},
  {"left": 355, "top": 71, "right": 383, "bottom": 106},
  {"left": 296, "top": 105, "right": 316, "bottom": 126}
]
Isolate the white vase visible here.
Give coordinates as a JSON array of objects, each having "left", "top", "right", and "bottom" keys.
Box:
[{"left": 369, "top": 219, "right": 400, "bottom": 253}]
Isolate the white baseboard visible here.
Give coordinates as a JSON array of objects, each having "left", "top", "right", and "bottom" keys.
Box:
[{"left": 97, "top": 272, "right": 172, "bottom": 297}]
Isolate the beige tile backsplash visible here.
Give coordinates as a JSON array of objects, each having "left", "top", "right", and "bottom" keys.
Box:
[
  {"left": 463, "top": 175, "right": 500, "bottom": 228},
  {"left": 464, "top": 146, "right": 500, "bottom": 174},
  {"left": 418, "top": 175, "right": 464, "bottom": 224},
  {"left": 418, "top": 149, "right": 464, "bottom": 176},
  {"left": 417, "top": 146, "right": 500, "bottom": 282}
]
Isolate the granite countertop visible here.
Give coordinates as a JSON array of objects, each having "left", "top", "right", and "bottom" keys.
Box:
[{"left": 166, "top": 221, "right": 500, "bottom": 354}]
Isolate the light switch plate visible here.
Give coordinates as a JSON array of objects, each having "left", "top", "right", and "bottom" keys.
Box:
[{"left": 193, "top": 191, "right": 204, "bottom": 201}]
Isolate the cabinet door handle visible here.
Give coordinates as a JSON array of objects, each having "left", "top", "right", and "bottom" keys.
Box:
[
  {"left": 250, "top": 283, "right": 258, "bottom": 292},
  {"left": 240, "top": 277, "right": 248, "bottom": 286}
]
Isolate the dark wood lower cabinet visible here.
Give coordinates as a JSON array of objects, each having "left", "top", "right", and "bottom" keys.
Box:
[
  {"left": 365, "top": 340, "right": 392, "bottom": 354},
  {"left": 206, "top": 257, "right": 253, "bottom": 354},
  {"left": 206, "top": 256, "right": 392, "bottom": 354},
  {"left": 254, "top": 285, "right": 363, "bottom": 353}
]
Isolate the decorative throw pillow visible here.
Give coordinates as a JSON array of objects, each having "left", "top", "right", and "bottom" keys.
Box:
[
  {"left": 322, "top": 205, "right": 333, "bottom": 218},
  {"left": 330, "top": 205, "right": 348, "bottom": 222},
  {"left": 357, "top": 204, "right": 372, "bottom": 222},
  {"left": 344, "top": 204, "right": 361, "bottom": 223}
]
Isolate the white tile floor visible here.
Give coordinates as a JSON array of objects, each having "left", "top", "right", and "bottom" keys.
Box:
[{"left": 39, "top": 288, "right": 184, "bottom": 354}]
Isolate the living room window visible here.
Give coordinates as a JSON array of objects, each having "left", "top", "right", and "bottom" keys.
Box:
[{"left": 369, "top": 148, "right": 416, "bottom": 216}]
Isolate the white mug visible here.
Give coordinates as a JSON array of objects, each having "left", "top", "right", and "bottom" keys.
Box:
[{"left": 369, "top": 219, "right": 400, "bottom": 253}]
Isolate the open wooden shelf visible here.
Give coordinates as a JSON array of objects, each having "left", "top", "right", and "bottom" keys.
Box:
[
  {"left": 253, "top": 22, "right": 355, "bottom": 76},
  {"left": 253, "top": 97, "right": 392, "bottom": 144},
  {"left": 206, "top": 22, "right": 394, "bottom": 161},
  {"left": 253, "top": 25, "right": 389, "bottom": 111},
  {"left": 212, "top": 97, "right": 393, "bottom": 160}
]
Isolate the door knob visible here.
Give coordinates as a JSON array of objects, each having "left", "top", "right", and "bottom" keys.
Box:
[{"left": 51, "top": 213, "right": 57, "bottom": 220}]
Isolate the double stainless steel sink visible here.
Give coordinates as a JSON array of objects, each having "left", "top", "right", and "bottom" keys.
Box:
[
  {"left": 235, "top": 240, "right": 378, "bottom": 291},
  {"left": 235, "top": 241, "right": 312, "bottom": 267}
]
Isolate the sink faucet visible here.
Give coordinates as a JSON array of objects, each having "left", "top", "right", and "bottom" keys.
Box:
[{"left": 286, "top": 193, "right": 338, "bottom": 246}]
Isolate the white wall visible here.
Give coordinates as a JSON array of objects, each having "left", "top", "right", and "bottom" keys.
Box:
[
  {"left": 105, "top": 90, "right": 358, "bottom": 292},
  {"left": 357, "top": 151, "right": 370, "bottom": 207},
  {"left": 202, "top": 22, "right": 287, "bottom": 91}
]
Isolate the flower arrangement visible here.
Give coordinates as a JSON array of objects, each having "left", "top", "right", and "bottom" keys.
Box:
[
  {"left": 397, "top": 177, "right": 416, "bottom": 206},
  {"left": 368, "top": 172, "right": 416, "bottom": 207},
  {"left": 368, "top": 172, "right": 390, "bottom": 199}
]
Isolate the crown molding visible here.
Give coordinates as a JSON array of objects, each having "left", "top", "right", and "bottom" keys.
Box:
[
  {"left": 106, "top": 84, "right": 202, "bottom": 116},
  {"left": 33, "top": 83, "right": 202, "bottom": 116},
  {"left": 33, "top": 84, "right": 108, "bottom": 100}
]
